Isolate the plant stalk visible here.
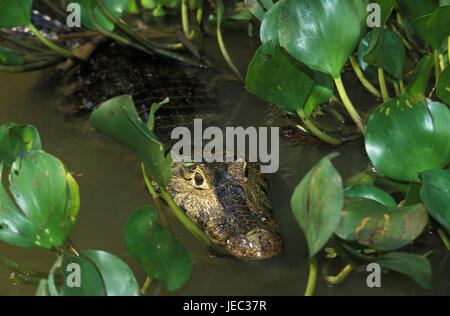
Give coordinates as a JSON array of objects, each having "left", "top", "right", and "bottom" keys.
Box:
[
  {"left": 323, "top": 264, "right": 354, "bottom": 285},
  {"left": 296, "top": 109, "right": 343, "bottom": 145},
  {"left": 434, "top": 50, "right": 441, "bottom": 81},
  {"left": 140, "top": 277, "right": 152, "bottom": 295},
  {"left": 27, "top": 23, "right": 73, "bottom": 59},
  {"left": 378, "top": 68, "right": 390, "bottom": 103},
  {"left": 334, "top": 75, "right": 366, "bottom": 134},
  {"left": 437, "top": 227, "right": 450, "bottom": 251},
  {"left": 349, "top": 56, "right": 381, "bottom": 98},
  {"left": 305, "top": 256, "right": 317, "bottom": 297}
]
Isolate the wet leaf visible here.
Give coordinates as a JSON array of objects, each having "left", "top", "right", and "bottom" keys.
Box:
[
  {"left": 359, "top": 30, "right": 406, "bottom": 80},
  {"left": 291, "top": 153, "right": 344, "bottom": 258},
  {"left": 60, "top": 250, "right": 139, "bottom": 296},
  {"left": 0, "top": 123, "right": 41, "bottom": 170},
  {"left": 277, "top": 0, "right": 368, "bottom": 78},
  {"left": 246, "top": 41, "right": 314, "bottom": 115},
  {"left": 0, "top": 151, "right": 79, "bottom": 250},
  {"left": 421, "top": 169, "right": 450, "bottom": 231},
  {"left": 75, "top": 0, "right": 129, "bottom": 32},
  {"left": 0, "top": 0, "right": 33, "bottom": 28},
  {"left": 437, "top": 65, "right": 450, "bottom": 105},
  {"left": 259, "top": 0, "right": 285, "bottom": 44},
  {"left": 365, "top": 96, "right": 450, "bottom": 182},
  {"left": 344, "top": 185, "right": 397, "bottom": 207},
  {"left": 125, "top": 206, "right": 192, "bottom": 292},
  {"left": 404, "top": 55, "right": 434, "bottom": 99},
  {"left": 336, "top": 198, "right": 428, "bottom": 251},
  {"left": 90, "top": 95, "right": 172, "bottom": 187}
]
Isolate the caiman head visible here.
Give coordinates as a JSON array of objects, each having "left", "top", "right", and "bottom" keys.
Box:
[{"left": 167, "top": 160, "right": 283, "bottom": 260}]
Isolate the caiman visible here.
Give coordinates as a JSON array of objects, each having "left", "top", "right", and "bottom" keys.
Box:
[{"left": 2, "top": 8, "right": 284, "bottom": 260}]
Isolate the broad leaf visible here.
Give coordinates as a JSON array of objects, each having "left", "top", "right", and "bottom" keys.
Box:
[
  {"left": 0, "top": 151, "right": 79, "bottom": 250},
  {"left": 278, "top": 0, "right": 368, "bottom": 78},
  {"left": 291, "top": 153, "right": 344, "bottom": 258},
  {"left": 125, "top": 206, "right": 192, "bottom": 292},
  {"left": 344, "top": 185, "right": 397, "bottom": 207},
  {"left": 437, "top": 65, "right": 450, "bottom": 105},
  {"left": 365, "top": 96, "right": 450, "bottom": 182},
  {"left": 336, "top": 198, "right": 428, "bottom": 251},
  {"left": 260, "top": 0, "right": 285, "bottom": 44},
  {"left": 0, "top": 0, "right": 33, "bottom": 28},
  {"left": 404, "top": 55, "right": 434, "bottom": 98},
  {"left": 421, "top": 169, "right": 450, "bottom": 231},
  {"left": 90, "top": 95, "right": 172, "bottom": 187},
  {"left": 246, "top": 41, "right": 314, "bottom": 115},
  {"left": 304, "top": 71, "right": 334, "bottom": 116},
  {"left": 75, "top": 0, "right": 129, "bottom": 32}
]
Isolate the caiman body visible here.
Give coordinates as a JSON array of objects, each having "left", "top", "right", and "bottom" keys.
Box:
[{"left": 5, "top": 9, "right": 284, "bottom": 259}]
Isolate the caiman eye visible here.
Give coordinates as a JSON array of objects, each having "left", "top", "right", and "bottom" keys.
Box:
[{"left": 194, "top": 172, "right": 204, "bottom": 186}]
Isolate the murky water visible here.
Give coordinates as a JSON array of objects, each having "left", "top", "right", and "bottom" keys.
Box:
[{"left": 0, "top": 33, "right": 449, "bottom": 296}]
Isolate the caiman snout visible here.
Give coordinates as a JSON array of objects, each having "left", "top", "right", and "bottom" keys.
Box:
[{"left": 228, "top": 228, "right": 284, "bottom": 260}]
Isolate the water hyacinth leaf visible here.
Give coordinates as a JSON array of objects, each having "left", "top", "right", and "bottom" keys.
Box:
[
  {"left": 359, "top": 30, "right": 406, "bottom": 80},
  {"left": 246, "top": 0, "right": 273, "bottom": 20},
  {"left": 336, "top": 198, "right": 428, "bottom": 251},
  {"left": 375, "top": 252, "right": 432, "bottom": 290},
  {"left": 395, "top": 0, "right": 438, "bottom": 23},
  {"left": 0, "top": 152, "right": 79, "bottom": 250},
  {"left": 0, "top": 123, "right": 41, "bottom": 170},
  {"left": 278, "top": 0, "right": 368, "bottom": 78},
  {"left": 437, "top": 65, "right": 450, "bottom": 105},
  {"left": 75, "top": 0, "right": 129, "bottom": 31},
  {"left": 421, "top": 169, "right": 450, "bottom": 231},
  {"left": 0, "top": 47, "right": 24, "bottom": 66},
  {"left": 89, "top": 95, "right": 172, "bottom": 187},
  {"left": 61, "top": 250, "right": 140, "bottom": 296},
  {"left": 304, "top": 71, "right": 334, "bottom": 116},
  {"left": 365, "top": 96, "right": 450, "bottom": 182},
  {"left": 370, "top": 0, "right": 394, "bottom": 26},
  {"left": 125, "top": 206, "right": 192, "bottom": 292},
  {"left": 0, "top": 0, "right": 33, "bottom": 28},
  {"left": 246, "top": 41, "right": 314, "bottom": 115},
  {"left": 260, "top": 0, "right": 285, "bottom": 44},
  {"left": 291, "top": 153, "right": 344, "bottom": 258},
  {"left": 344, "top": 185, "right": 397, "bottom": 207},
  {"left": 405, "top": 55, "right": 434, "bottom": 98}
]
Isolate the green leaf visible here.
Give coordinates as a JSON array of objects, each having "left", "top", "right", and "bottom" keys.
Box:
[
  {"left": 125, "top": 206, "right": 192, "bottom": 292},
  {"left": 359, "top": 30, "right": 406, "bottom": 80},
  {"left": 246, "top": 41, "right": 314, "bottom": 115},
  {"left": 245, "top": 0, "right": 273, "bottom": 20},
  {"left": 75, "top": 0, "right": 129, "bottom": 31},
  {"left": 336, "top": 198, "right": 428, "bottom": 251},
  {"left": 0, "top": 0, "right": 33, "bottom": 28},
  {"left": 304, "top": 71, "right": 334, "bottom": 116},
  {"left": 437, "top": 65, "right": 450, "bottom": 105},
  {"left": 61, "top": 250, "right": 140, "bottom": 296},
  {"left": 371, "top": 0, "right": 394, "bottom": 26},
  {"left": 365, "top": 96, "right": 450, "bottom": 182},
  {"left": 375, "top": 252, "right": 432, "bottom": 290},
  {"left": 0, "top": 151, "right": 79, "bottom": 250},
  {"left": 0, "top": 123, "right": 41, "bottom": 170},
  {"left": 260, "top": 0, "right": 285, "bottom": 44},
  {"left": 344, "top": 185, "right": 397, "bottom": 207},
  {"left": 278, "top": 0, "right": 368, "bottom": 78},
  {"left": 291, "top": 153, "right": 344, "bottom": 258},
  {"left": 404, "top": 55, "right": 434, "bottom": 98},
  {"left": 0, "top": 47, "right": 24, "bottom": 66},
  {"left": 90, "top": 95, "right": 172, "bottom": 187},
  {"left": 421, "top": 169, "right": 450, "bottom": 231}
]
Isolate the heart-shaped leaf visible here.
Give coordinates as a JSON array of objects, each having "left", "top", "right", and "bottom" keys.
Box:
[
  {"left": 125, "top": 206, "right": 192, "bottom": 292},
  {"left": 365, "top": 96, "right": 450, "bottom": 182},
  {"left": 344, "top": 185, "right": 397, "bottom": 207},
  {"left": 246, "top": 41, "right": 314, "bottom": 115},
  {"left": 277, "top": 0, "right": 368, "bottom": 78},
  {"left": 421, "top": 169, "right": 450, "bottom": 231},
  {"left": 336, "top": 198, "right": 428, "bottom": 251},
  {"left": 437, "top": 65, "right": 450, "bottom": 105},
  {"left": 90, "top": 95, "right": 172, "bottom": 187},
  {"left": 0, "top": 151, "right": 79, "bottom": 250},
  {"left": 0, "top": 0, "right": 33, "bottom": 28},
  {"left": 291, "top": 153, "right": 344, "bottom": 258}
]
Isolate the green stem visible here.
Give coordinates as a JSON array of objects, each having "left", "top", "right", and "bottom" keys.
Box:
[
  {"left": 0, "top": 57, "right": 64, "bottom": 72},
  {"left": 297, "top": 109, "right": 343, "bottom": 145},
  {"left": 323, "top": 264, "right": 354, "bottom": 286},
  {"left": 215, "top": 0, "right": 243, "bottom": 81},
  {"left": 349, "top": 56, "right": 381, "bottom": 98},
  {"left": 404, "top": 182, "right": 421, "bottom": 206},
  {"left": 27, "top": 23, "right": 73, "bottom": 59},
  {"left": 182, "top": 0, "right": 191, "bottom": 37},
  {"left": 378, "top": 68, "right": 390, "bottom": 103},
  {"left": 334, "top": 75, "right": 366, "bottom": 135},
  {"left": 434, "top": 50, "right": 441, "bottom": 81},
  {"left": 393, "top": 81, "right": 401, "bottom": 97},
  {"left": 0, "top": 252, "right": 49, "bottom": 279},
  {"left": 140, "top": 277, "right": 152, "bottom": 295},
  {"left": 437, "top": 227, "right": 450, "bottom": 250},
  {"left": 160, "top": 186, "right": 211, "bottom": 246},
  {"left": 305, "top": 256, "right": 317, "bottom": 297}
]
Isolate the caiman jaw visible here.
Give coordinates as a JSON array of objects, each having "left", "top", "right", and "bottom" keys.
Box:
[{"left": 227, "top": 228, "right": 284, "bottom": 260}]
